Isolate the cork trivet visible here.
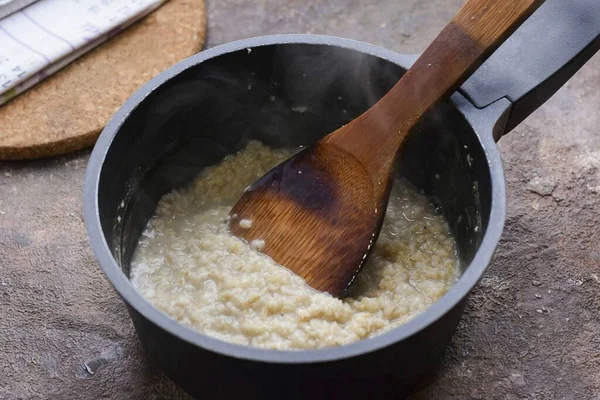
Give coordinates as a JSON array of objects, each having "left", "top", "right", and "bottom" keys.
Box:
[{"left": 0, "top": 0, "right": 206, "bottom": 160}]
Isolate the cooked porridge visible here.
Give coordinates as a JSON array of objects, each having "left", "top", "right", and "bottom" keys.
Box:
[{"left": 130, "top": 141, "right": 460, "bottom": 350}]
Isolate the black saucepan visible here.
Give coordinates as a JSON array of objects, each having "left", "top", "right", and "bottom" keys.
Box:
[{"left": 83, "top": 0, "right": 600, "bottom": 398}]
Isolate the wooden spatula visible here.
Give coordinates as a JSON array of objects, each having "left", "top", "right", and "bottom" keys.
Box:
[{"left": 228, "top": 0, "right": 544, "bottom": 297}]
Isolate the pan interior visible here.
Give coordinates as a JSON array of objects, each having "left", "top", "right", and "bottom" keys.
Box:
[{"left": 97, "top": 43, "right": 492, "bottom": 282}]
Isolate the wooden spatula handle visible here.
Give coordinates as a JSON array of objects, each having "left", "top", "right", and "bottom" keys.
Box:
[
  {"left": 375, "top": 0, "right": 545, "bottom": 137},
  {"left": 324, "top": 0, "right": 544, "bottom": 183}
]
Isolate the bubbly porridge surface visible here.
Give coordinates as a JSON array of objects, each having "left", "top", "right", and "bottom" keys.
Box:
[{"left": 130, "top": 141, "right": 460, "bottom": 350}]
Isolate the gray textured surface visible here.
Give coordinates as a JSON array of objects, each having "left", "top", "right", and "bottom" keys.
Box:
[{"left": 1, "top": 1, "right": 599, "bottom": 399}]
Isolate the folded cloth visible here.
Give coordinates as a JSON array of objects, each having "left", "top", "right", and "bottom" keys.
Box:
[
  {"left": 0, "top": 0, "right": 166, "bottom": 106},
  {"left": 0, "top": 0, "right": 39, "bottom": 19}
]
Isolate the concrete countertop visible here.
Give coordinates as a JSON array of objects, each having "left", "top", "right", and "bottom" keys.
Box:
[{"left": 1, "top": 1, "right": 598, "bottom": 398}]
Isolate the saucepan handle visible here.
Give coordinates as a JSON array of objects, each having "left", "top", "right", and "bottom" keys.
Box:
[{"left": 459, "top": 0, "right": 600, "bottom": 140}]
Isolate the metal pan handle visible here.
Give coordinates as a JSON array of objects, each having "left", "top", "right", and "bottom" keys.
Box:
[{"left": 459, "top": 0, "right": 600, "bottom": 140}]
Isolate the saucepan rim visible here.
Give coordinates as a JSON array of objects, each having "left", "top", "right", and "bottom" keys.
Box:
[{"left": 83, "top": 34, "right": 507, "bottom": 364}]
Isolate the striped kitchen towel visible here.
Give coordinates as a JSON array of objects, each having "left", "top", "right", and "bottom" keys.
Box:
[{"left": 0, "top": 0, "right": 167, "bottom": 106}]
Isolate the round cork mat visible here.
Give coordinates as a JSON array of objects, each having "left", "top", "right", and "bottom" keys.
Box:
[{"left": 0, "top": 0, "right": 206, "bottom": 160}]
